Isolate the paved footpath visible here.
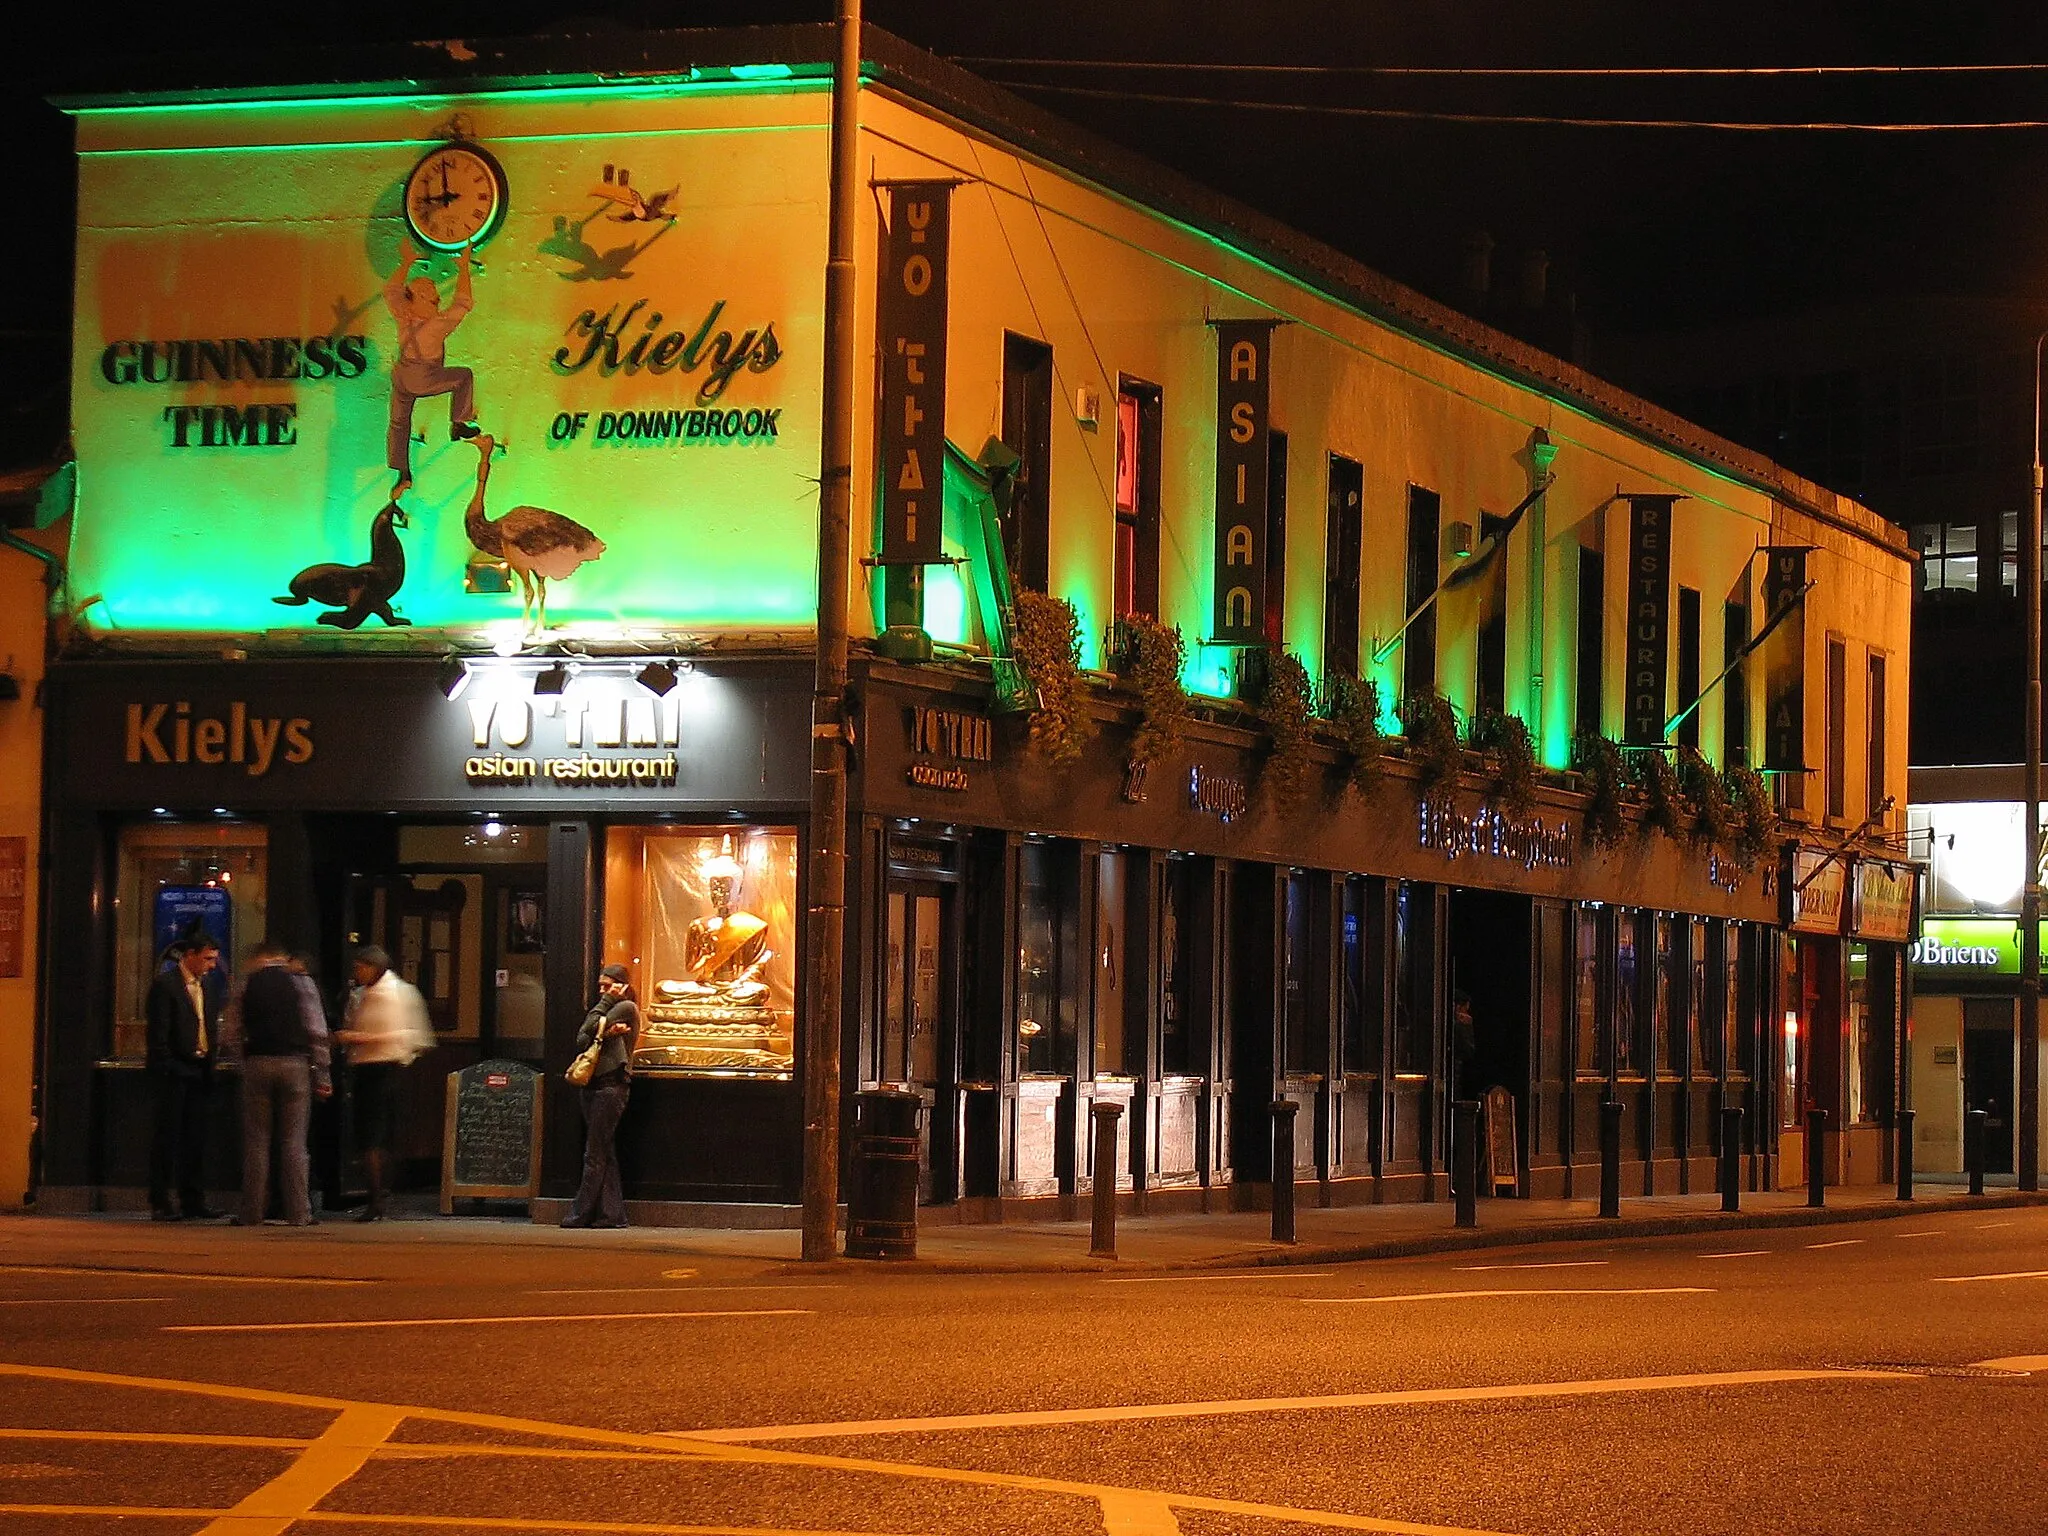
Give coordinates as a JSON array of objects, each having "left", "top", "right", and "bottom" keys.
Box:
[{"left": 5, "top": 1182, "right": 2044, "bottom": 1281}]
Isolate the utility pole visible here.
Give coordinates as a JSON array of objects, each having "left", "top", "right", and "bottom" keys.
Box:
[
  {"left": 802, "top": 0, "right": 861, "bottom": 1259},
  {"left": 2022, "top": 332, "right": 2044, "bottom": 1193}
]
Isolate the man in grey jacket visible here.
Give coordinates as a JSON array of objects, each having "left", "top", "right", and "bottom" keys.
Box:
[{"left": 221, "top": 944, "right": 332, "bottom": 1227}]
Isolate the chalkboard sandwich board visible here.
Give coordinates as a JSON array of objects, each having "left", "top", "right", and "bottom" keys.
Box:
[
  {"left": 442, "top": 1060, "right": 543, "bottom": 1213},
  {"left": 1484, "top": 1085, "right": 1519, "bottom": 1197}
]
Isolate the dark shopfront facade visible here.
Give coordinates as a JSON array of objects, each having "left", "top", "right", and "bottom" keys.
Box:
[
  {"left": 36, "top": 654, "right": 815, "bottom": 1219},
  {"left": 855, "top": 660, "right": 1785, "bottom": 1217}
]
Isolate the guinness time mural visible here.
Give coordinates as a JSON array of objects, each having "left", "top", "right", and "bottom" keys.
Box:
[{"left": 69, "top": 85, "right": 826, "bottom": 639}]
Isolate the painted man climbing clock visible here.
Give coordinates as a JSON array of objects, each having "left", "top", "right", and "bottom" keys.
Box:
[{"left": 383, "top": 238, "right": 484, "bottom": 499}]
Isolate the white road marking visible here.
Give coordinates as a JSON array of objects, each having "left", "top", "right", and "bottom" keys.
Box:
[
  {"left": 1698, "top": 1251, "right": 1769, "bottom": 1259},
  {"left": 0, "top": 1297, "right": 170, "bottom": 1306},
  {"left": 1933, "top": 1270, "right": 2048, "bottom": 1284},
  {"left": 1101, "top": 1272, "right": 1336, "bottom": 1285},
  {"left": 1453, "top": 1260, "right": 1608, "bottom": 1272},
  {"left": 1307, "top": 1288, "right": 1712, "bottom": 1304},
  {"left": 1804, "top": 1240, "right": 1863, "bottom": 1250},
  {"left": 1100, "top": 1490, "right": 1184, "bottom": 1535},
  {"left": 1897, "top": 1230, "right": 1943, "bottom": 1238},
  {"left": 166, "top": 1308, "right": 811, "bottom": 1334},
  {"left": 0, "top": 1265, "right": 365, "bottom": 1286},
  {"left": 1972, "top": 1355, "right": 2048, "bottom": 1372},
  {"left": 529, "top": 1285, "right": 841, "bottom": 1296},
  {"left": 1975, "top": 1222, "right": 2015, "bottom": 1230},
  {"left": 672, "top": 1365, "right": 1908, "bottom": 1443}
]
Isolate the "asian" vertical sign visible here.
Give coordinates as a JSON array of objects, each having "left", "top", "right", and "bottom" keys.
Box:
[
  {"left": 1761, "top": 545, "right": 1811, "bottom": 773},
  {"left": 876, "top": 182, "right": 953, "bottom": 566},
  {"left": 1211, "top": 319, "right": 1277, "bottom": 644}
]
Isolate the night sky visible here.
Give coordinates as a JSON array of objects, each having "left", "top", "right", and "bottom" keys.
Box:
[{"left": 7, "top": 1, "right": 2048, "bottom": 468}]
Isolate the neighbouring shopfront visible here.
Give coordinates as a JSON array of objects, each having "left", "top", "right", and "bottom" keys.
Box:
[
  {"left": 854, "top": 661, "right": 1781, "bottom": 1217},
  {"left": 37, "top": 655, "right": 813, "bottom": 1217},
  {"left": 1907, "top": 783, "right": 2045, "bottom": 1181}
]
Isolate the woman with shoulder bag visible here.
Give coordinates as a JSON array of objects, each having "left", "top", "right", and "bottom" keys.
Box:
[{"left": 562, "top": 963, "right": 639, "bottom": 1229}]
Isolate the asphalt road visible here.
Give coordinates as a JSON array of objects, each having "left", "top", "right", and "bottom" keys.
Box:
[{"left": 3, "top": 1206, "right": 2047, "bottom": 1535}]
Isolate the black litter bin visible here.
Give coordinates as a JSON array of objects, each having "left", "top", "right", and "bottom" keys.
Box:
[{"left": 845, "top": 1087, "right": 922, "bottom": 1259}]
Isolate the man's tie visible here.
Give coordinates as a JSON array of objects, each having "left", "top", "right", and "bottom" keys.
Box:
[{"left": 187, "top": 974, "right": 208, "bottom": 1057}]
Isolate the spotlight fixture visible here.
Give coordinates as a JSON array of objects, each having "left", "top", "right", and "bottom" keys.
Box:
[
  {"left": 436, "top": 655, "right": 472, "bottom": 701},
  {"left": 532, "top": 662, "right": 569, "bottom": 697},
  {"left": 636, "top": 660, "right": 678, "bottom": 696}
]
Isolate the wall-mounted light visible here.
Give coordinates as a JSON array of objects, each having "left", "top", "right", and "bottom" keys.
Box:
[
  {"left": 532, "top": 662, "right": 569, "bottom": 697},
  {"left": 636, "top": 660, "right": 678, "bottom": 696}
]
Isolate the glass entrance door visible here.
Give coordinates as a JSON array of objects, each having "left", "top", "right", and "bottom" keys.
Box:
[{"left": 882, "top": 880, "right": 956, "bottom": 1200}]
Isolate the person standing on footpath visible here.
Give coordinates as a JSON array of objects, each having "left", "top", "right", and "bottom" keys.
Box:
[
  {"left": 561, "top": 963, "right": 638, "bottom": 1230},
  {"left": 334, "top": 945, "right": 430, "bottom": 1222},
  {"left": 221, "top": 944, "right": 331, "bottom": 1227},
  {"left": 145, "top": 938, "right": 225, "bottom": 1221}
]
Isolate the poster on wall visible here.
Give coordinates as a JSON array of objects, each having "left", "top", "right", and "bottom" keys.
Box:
[
  {"left": 152, "top": 886, "right": 232, "bottom": 969},
  {"left": 72, "top": 94, "right": 824, "bottom": 643}
]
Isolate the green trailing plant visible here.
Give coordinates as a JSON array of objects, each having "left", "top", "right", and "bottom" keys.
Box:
[
  {"left": 1630, "top": 748, "right": 1687, "bottom": 840},
  {"left": 1115, "top": 614, "right": 1191, "bottom": 773},
  {"left": 1724, "top": 762, "right": 1777, "bottom": 868},
  {"left": 1469, "top": 709, "right": 1538, "bottom": 822},
  {"left": 1325, "top": 673, "right": 1387, "bottom": 795},
  {"left": 1399, "top": 689, "right": 1465, "bottom": 814},
  {"left": 1572, "top": 733, "right": 1628, "bottom": 849},
  {"left": 1677, "top": 746, "right": 1731, "bottom": 850},
  {"left": 1011, "top": 589, "right": 1090, "bottom": 766},
  {"left": 1253, "top": 649, "right": 1318, "bottom": 810}
]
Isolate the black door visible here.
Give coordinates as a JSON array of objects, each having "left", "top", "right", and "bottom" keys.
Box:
[
  {"left": 881, "top": 880, "right": 958, "bottom": 1200},
  {"left": 1963, "top": 999, "right": 2016, "bottom": 1175}
]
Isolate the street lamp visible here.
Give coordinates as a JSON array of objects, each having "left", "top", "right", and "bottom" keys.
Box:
[{"left": 2023, "top": 332, "right": 2045, "bottom": 1193}]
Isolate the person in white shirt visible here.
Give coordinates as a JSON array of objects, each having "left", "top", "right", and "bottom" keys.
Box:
[{"left": 334, "top": 945, "right": 431, "bottom": 1222}]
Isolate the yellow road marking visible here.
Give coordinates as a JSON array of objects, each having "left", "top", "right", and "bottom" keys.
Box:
[
  {"left": 1972, "top": 1356, "right": 2048, "bottom": 1371},
  {"left": 1451, "top": 1261, "right": 1607, "bottom": 1272},
  {"left": 1934, "top": 1269, "right": 2048, "bottom": 1283},
  {"left": 671, "top": 1366, "right": 1910, "bottom": 1443},
  {"left": 1307, "top": 1287, "right": 1711, "bottom": 1303},
  {"left": 0, "top": 1362, "right": 1533, "bottom": 1533},
  {"left": 0, "top": 1512, "right": 903, "bottom": 1535},
  {"left": 1101, "top": 1272, "right": 1336, "bottom": 1284},
  {"left": 199, "top": 1404, "right": 403, "bottom": 1536},
  {"left": 0, "top": 1428, "right": 306, "bottom": 1450},
  {"left": 168, "top": 1308, "right": 811, "bottom": 1333},
  {"left": 0, "top": 1296, "right": 171, "bottom": 1305},
  {"left": 1102, "top": 1490, "right": 1183, "bottom": 1534}
]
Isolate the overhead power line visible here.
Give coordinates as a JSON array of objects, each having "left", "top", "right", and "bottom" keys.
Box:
[
  {"left": 992, "top": 80, "right": 2048, "bottom": 131},
  {"left": 954, "top": 57, "right": 2048, "bottom": 79}
]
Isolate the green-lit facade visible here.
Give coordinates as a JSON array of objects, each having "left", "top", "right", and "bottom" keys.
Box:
[{"left": 34, "top": 26, "right": 1914, "bottom": 1223}]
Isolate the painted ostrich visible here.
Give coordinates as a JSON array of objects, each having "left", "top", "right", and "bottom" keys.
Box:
[{"left": 463, "top": 435, "right": 606, "bottom": 633}]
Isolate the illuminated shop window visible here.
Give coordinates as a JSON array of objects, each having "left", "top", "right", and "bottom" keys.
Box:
[
  {"left": 1573, "top": 905, "right": 1603, "bottom": 1078},
  {"left": 1017, "top": 840, "right": 1078, "bottom": 1078},
  {"left": 112, "top": 822, "right": 269, "bottom": 1061},
  {"left": 604, "top": 826, "right": 797, "bottom": 1079},
  {"left": 1614, "top": 909, "right": 1640, "bottom": 1077}
]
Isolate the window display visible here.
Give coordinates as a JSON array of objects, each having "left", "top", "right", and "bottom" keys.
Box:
[
  {"left": 113, "top": 821, "right": 269, "bottom": 1060},
  {"left": 603, "top": 826, "right": 797, "bottom": 1077}
]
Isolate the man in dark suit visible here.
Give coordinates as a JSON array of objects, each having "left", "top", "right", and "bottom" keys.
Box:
[{"left": 146, "top": 938, "right": 224, "bottom": 1220}]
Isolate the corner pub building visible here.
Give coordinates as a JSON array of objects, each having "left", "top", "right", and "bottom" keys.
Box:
[{"left": 33, "top": 25, "right": 1912, "bottom": 1225}]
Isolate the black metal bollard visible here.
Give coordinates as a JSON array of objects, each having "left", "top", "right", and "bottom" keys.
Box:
[
  {"left": 1896, "top": 1108, "right": 1916, "bottom": 1202},
  {"left": 1452, "top": 1100, "right": 1480, "bottom": 1229},
  {"left": 1805, "top": 1107, "right": 1829, "bottom": 1208},
  {"left": 1966, "top": 1108, "right": 1988, "bottom": 1197},
  {"left": 1089, "top": 1100, "right": 1123, "bottom": 1259},
  {"left": 1720, "top": 1105, "right": 1744, "bottom": 1214},
  {"left": 1270, "top": 1099, "right": 1298, "bottom": 1244},
  {"left": 1599, "top": 1099, "right": 1623, "bottom": 1219},
  {"left": 844, "top": 1087, "right": 923, "bottom": 1260}
]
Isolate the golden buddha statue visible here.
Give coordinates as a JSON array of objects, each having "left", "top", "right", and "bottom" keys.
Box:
[{"left": 635, "top": 836, "right": 785, "bottom": 1072}]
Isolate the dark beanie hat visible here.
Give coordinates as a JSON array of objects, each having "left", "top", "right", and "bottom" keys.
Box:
[{"left": 600, "top": 963, "right": 631, "bottom": 983}]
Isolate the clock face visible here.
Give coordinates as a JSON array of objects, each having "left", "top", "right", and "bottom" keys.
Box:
[{"left": 403, "top": 143, "right": 508, "bottom": 251}]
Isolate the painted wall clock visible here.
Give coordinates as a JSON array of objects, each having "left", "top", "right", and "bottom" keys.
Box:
[{"left": 402, "top": 140, "right": 510, "bottom": 250}]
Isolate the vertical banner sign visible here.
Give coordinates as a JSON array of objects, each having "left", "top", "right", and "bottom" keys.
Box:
[
  {"left": 1761, "top": 545, "right": 1811, "bottom": 772},
  {"left": 877, "top": 182, "right": 952, "bottom": 565},
  {"left": 0, "top": 837, "right": 24, "bottom": 980},
  {"left": 1623, "top": 494, "right": 1677, "bottom": 744},
  {"left": 1211, "top": 320, "right": 1276, "bottom": 644}
]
